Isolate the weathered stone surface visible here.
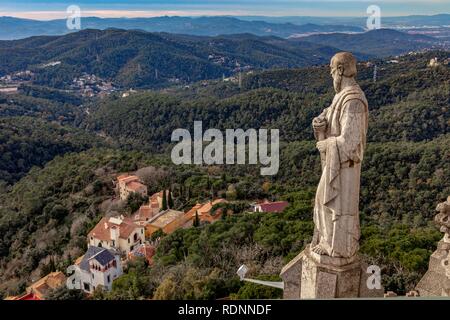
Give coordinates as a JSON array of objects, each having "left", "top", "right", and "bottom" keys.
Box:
[
  {"left": 280, "top": 246, "right": 384, "bottom": 299},
  {"left": 416, "top": 197, "right": 450, "bottom": 297},
  {"left": 315, "top": 271, "right": 337, "bottom": 298},
  {"left": 280, "top": 252, "right": 303, "bottom": 299}
]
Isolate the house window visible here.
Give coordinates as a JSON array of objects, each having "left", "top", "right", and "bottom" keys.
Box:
[
  {"left": 83, "top": 283, "right": 90, "bottom": 291},
  {"left": 130, "top": 245, "right": 134, "bottom": 252},
  {"left": 141, "top": 229, "right": 144, "bottom": 234},
  {"left": 128, "top": 238, "right": 130, "bottom": 243},
  {"left": 134, "top": 233, "right": 138, "bottom": 242},
  {"left": 107, "top": 275, "right": 111, "bottom": 283},
  {"left": 98, "top": 242, "right": 102, "bottom": 248},
  {"left": 112, "top": 240, "right": 115, "bottom": 247},
  {"left": 92, "top": 274, "right": 94, "bottom": 279}
]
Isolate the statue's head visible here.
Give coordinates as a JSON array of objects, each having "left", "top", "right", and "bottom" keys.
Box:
[{"left": 330, "top": 52, "right": 357, "bottom": 93}]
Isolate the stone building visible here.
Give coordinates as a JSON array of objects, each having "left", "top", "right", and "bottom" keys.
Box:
[
  {"left": 117, "top": 174, "right": 147, "bottom": 201},
  {"left": 132, "top": 190, "right": 171, "bottom": 225},
  {"left": 88, "top": 216, "right": 145, "bottom": 255}
]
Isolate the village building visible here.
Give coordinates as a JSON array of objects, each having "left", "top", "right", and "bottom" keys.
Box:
[
  {"left": 133, "top": 204, "right": 158, "bottom": 226},
  {"left": 184, "top": 199, "right": 228, "bottom": 226},
  {"left": 117, "top": 174, "right": 147, "bottom": 201},
  {"left": 88, "top": 216, "right": 145, "bottom": 255},
  {"left": 5, "top": 271, "right": 66, "bottom": 300},
  {"left": 145, "top": 209, "right": 185, "bottom": 237},
  {"left": 252, "top": 200, "right": 289, "bottom": 213},
  {"left": 66, "top": 246, "right": 123, "bottom": 294},
  {"left": 132, "top": 190, "right": 171, "bottom": 225}
]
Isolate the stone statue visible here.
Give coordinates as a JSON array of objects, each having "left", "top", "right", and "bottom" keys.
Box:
[
  {"left": 311, "top": 52, "right": 368, "bottom": 260},
  {"left": 280, "top": 53, "right": 382, "bottom": 298}
]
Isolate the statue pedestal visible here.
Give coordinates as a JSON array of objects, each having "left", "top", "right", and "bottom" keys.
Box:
[{"left": 280, "top": 245, "right": 384, "bottom": 299}]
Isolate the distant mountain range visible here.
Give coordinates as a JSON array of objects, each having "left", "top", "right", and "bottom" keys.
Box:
[
  {"left": 298, "top": 28, "right": 441, "bottom": 57},
  {"left": 0, "top": 29, "right": 343, "bottom": 88},
  {"left": 0, "top": 14, "right": 449, "bottom": 40},
  {"left": 0, "top": 28, "right": 443, "bottom": 89},
  {"left": 237, "top": 14, "right": 450, "bottom": 28},
  {"left": 0, "top": 16, "right": 364, "bottom": 40}
]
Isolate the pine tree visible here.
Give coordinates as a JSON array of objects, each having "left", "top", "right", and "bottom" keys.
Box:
[
  {"left": 186, "top": 186, "right": 191, "bottom": 200},
  {"left": 168, "top": 189, "right": 174, "bottom": 209},
  {"left": 161, "top": 190, "right": 168, "bottom": 211},
  {"left": 49, "top": 256, "right": 56, "bottom": 272},
  {"left": 193, "top": 211, "right": 200, "bottom": 227}
]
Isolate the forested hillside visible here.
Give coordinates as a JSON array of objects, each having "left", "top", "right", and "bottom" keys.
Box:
[
  {"left": 0, "top": 117, "right": 106, "bottom": 186},
  {"left": 0, "top": 29, "right": 339, "bottom": 89},
  {"left": 86, "top": 51, "right": 449, "bottom": 149},
  {"left": 0, "top": 28, "right": 443, "bottom": 90},
  {"left": 0, "top": 89, "right": 82, "bottom": 123}
]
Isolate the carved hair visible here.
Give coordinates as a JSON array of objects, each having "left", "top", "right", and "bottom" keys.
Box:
[{"left": 331, "top": 52, "right": 357, "bottom": 78}]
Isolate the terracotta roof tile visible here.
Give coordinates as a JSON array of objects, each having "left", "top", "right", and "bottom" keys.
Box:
[
  {"left": 88, "top": 216, "right": 141, "bottom": 241},
  {"left": 258, "top": 201, "right": 289, "bottom": 213},
  {"left": 127, "top": 181, "right": 146, "bottom": 191}
]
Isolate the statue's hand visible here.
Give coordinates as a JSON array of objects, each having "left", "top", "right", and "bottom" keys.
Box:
[
  {"left": 313, "top": 117, "right": 326, "bottom": 131},
  {"left": 316, "top": 140, "right": 328, "bottom": 153}
]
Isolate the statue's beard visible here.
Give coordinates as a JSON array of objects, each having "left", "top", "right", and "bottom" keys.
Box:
[{"left": 333, "top": 75, "right": 342, "bottom": 93}]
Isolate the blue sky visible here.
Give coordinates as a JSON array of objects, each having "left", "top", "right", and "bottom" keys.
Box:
[{"left": 0, "top": 1, "right": 448, "bottom": 19}]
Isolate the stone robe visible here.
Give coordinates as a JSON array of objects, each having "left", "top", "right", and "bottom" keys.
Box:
[{"left": 313, "top": 85, "right": 368, "bottom": 258}]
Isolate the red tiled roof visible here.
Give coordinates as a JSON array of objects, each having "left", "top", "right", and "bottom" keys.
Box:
[
  {"left": 15, "top": 292, "right": 41, "bottom": 300},
  {"left": 127, "top": 181, "right": 146, "bottom": 191},
  {"left": 258, "top": 201, "right": 289, "bottom": 213},
  {"left": 117, "top": 175, "right": 140, "bottom": 183},
  {"left": 88, "top": 216, "right": 141, "bottom": 241},
  {"left": 149, "top": 190, "right": 170, "bottom": 207},
  {"left": 185, "top": 203, "right": 203, "bottom": 216},
  {"left": 198, "top": 199, "right": 227, "bottom": 215}
]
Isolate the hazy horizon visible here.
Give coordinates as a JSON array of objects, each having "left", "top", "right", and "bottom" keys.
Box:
[
  {"left": 0, "top": 13, "right": 449, "bottom": 22},
  {"left": 0, "top": 0, "right": 449, "bottom": 20}
]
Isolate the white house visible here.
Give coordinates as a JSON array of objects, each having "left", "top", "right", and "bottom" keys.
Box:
[{"left": 66, "top": 246, "right": 123, "bottom": 293}]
